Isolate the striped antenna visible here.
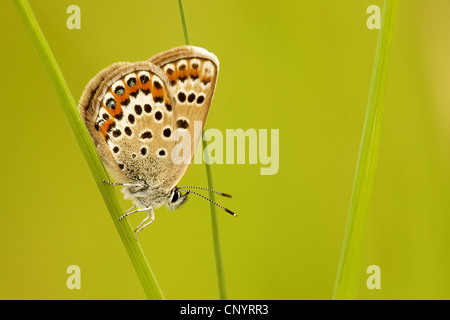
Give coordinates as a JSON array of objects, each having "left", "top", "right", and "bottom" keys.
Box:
[
  {"left": 184, "top": 190, "right": 237, "bottom": 217},
  {"left": 178, "top": 186, "right": 232, "bottom": 198}
]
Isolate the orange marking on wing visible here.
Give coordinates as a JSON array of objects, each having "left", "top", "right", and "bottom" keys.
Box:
[
  {"left": 151, "top": 80, "right": 164, "bottom": 100},
  {"left": 123, "top": 73, "right": 139, "bottom": 97},
  {"left": 177, "top": 64, "right": 188, "bottom": 81},
  {"left": 201, "top": 63, "right": 214, "bottom": 84},
  {"left": 141, "top": 80, "right": 152, "bottom": 93},
  {"left": 163, "top": 66, "right": 177, "bottom": 85},
  {"left": 190, "top": 68, "right": 199, "bottom": 79},
  {"left": 135, "top": 80, "right": 143, "bottom": 91},
  {"left": 201, "top": 74, "right": 212, "bottom": 84},
  {"left": 99, "top": 117, "right": 114, "bottom": 138},
  {"left": 103, "top": 100, "right": 123, "bottom": 118},
  {"left": 124, "top": 82, "right": 136, "bottom": 97},
  {"left": 168, "top": 74, "right": 177, "bottom": 85},
  {"left": 113, "top": 87, "right": 130, "bottom": 106},
  {"left": 189, "top": 61, "right": 200, "bottom": 79}
]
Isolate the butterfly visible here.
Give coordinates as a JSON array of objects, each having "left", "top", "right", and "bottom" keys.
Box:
[{"left": 78, "top": 46, "right": 235, "bottom": 239}]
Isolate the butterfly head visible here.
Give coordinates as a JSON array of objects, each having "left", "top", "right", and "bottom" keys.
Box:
[
  {"left": 166, "top": 187, "right": 188, "bottom": 210},
  {"left": 173, "top": 186, "right": 238, "bottom": 217},
  {"left": 166, "top": 186, "right": 237, "bottom": 217}
]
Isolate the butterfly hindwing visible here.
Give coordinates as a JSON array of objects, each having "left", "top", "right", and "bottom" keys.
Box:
[{"left": 78, "top": 61, "right": 181, "bottom": 187}]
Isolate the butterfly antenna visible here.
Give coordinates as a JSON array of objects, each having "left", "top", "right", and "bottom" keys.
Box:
[
  {"left": 185, "top": 190, "right": 237, "bottom": 217},
  {"left": 178, "top": 186, "right": 232, "bottom": 198}
]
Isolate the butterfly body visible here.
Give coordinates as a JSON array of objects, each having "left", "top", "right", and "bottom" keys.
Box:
[{"left": 78, "top": 46, "right": 220, "bottom": 238}]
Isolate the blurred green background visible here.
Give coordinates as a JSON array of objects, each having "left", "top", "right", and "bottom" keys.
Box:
[{"left": 1, "top": 0, "right": 449, "bottom": 299}]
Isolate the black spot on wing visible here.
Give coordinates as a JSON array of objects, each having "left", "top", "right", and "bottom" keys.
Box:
[
  {"left": 176, "top": 119, "right": 189, "bottom": 129},
  {"left": 178, "top": 92, "right": 186, "bottom": 103}
]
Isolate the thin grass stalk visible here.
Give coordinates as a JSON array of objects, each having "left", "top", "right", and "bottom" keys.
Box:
[
  {"left": 177, "top": 0, "right": 228, "bottom": 300},
  {"left": 332, "top": 0, "right": 399, "bottom": 300},
  {"left": 14, "top": 0, "right": 164, "bottom": 300}
]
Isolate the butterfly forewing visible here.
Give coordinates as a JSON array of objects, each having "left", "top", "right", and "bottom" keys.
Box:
[
  {"left": 79, "top": 61, "right": 183, "bottom": 188},
  {"left": 148, "top": 46, "right": 219, "bottom": 187}
]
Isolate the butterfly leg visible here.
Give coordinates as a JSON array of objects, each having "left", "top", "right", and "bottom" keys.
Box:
[
  {"left": 117, "top": 206, "right": 149, "bottom": 221},
  {"left": 133, "top": 200, "right": 155, "bottom": 240},
  {"left": 103, "top": 179, "right": 144, "bottom": 187}
]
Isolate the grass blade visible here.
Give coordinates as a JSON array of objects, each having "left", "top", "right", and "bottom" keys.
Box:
[
  {"left": 177, "top": 0, "right": 228, "bottom": 300},
  {"left": 177, "top": 0, "right": 190, "bottom": 46},
  {"left": 202, "top": 139, "right": 228, "bottom": 300},
  {"left": 332, "top": 0, "right": 399, "bottom": 299},
  {"left": 14, "top": 0, "right": 164, "bottom": 300}
]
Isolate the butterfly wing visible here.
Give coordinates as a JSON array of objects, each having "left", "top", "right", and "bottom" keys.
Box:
[
  {"left": 148, "top": 46, "right": 219, "bottom": 187},
  {"left": 78, "top": 61, "right": 183, "bottom": 189}
]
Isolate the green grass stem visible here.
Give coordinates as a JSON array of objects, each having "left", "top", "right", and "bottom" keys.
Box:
[
  {"left": 14, "top": 0, "right": 164, "bottom": 300},
  {"left": 177, "top": 0, "right": 228, "bottom": 300},
  {"left": 332, "top": 0, "right": 399, "bottom": 299},
  {"left": 177, "top": 0, "right": 190, "bottom": 46},
  {"left": 202, "top": 139, "right": 228, "bottom": 300}
]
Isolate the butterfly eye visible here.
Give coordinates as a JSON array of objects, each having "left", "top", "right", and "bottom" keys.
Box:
[
  {"left": 166, "top": 188, "right": 188, "bottom": 211},
  {"left": 170, "top": 190, "right": 180, "bottom": 203}
]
